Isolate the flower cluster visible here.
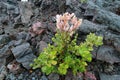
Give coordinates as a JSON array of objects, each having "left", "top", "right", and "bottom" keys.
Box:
[{"left": 56, "top": 12, "right": 82, "bottom": 35}]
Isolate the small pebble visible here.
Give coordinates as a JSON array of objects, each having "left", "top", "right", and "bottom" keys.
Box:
[
  {"left": 18, "top": 74, "right": 24, "bottom": 79},
  {"left": 32, "top": 77, "right": 36, "bottom": 80},
  {"left": 40, "top": 75, "right": 48, "bottom": 80}
]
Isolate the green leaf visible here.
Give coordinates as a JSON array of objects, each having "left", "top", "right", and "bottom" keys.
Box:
[
  {"left": 51, "top": 60, "right": 57, "bottom": 65},
  {"left": 58, "top": 65, "right": 68, "bottom": 75}
]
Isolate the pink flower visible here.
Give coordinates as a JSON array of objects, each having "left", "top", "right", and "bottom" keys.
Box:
[{"left": 56, "top": 12, "right": 82, "bottom": 35}]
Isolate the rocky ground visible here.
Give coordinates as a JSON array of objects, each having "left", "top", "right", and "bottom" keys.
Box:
[{"left": 0, "top": 0, "right": 120, "bottom": 80}]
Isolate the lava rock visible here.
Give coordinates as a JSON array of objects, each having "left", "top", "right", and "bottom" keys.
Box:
[
  {"left": 79, "top": 20, "right": 108, "bottom": 33},
  {"left": 0, "top": 0, "right": 19, "bottom": 28},
  {"left": 11, "top": 43, "right": 36, "bottom": 69},
  {"left": 0, "top": 41, "right": 14, "bottom": 67},
  {"left": 42, "top": 34, "right": 52, "bottom": 43},
  {"left": 40, "top": 75, "right": 48, "bottom": 80},
  {"left": 18, "top": 74, "right": 24, "bottom": 80},
  {"left": 39, "top": 0, "right": 53, "bottom": 10},
  {"left": 0, "top": 65, "right": 7, "bottom": 80},
  {"left": 103, "top": 31, "right": 120, "bottom": 53},
  {"left": 66, "top": 0, "right": 72, "bottom": 6},
  {"left": 47, "top": 23, "right": 56, "bottom": 33},
  {"left": 99, "top": 73, "right": 120, "bottom": 80},
  {"left": 85, "top": 0, "right": 120, "bottom": 33},
  {"left": 0, "top": 43, "right": 12, "bottom": 58},
  {"left": 96, "top": 45, "right": 120, "bottom": 64},
  {"left": 0, "top": 27, "right": 4, "bottom": 35},
  {"left": 65, "top": 71, "right": 83, "bottom": 80},
  {"left": 18, "top": 2, "right": 33, "bottom": 23},
  {"left": 38, "top": 41, "right": 48, "bottom": 53},
  {"left": 103, "top": 64, "right": 114, "bottom": 73},
  {"left": 5, "top": 73, "right": 16, "bottom": 80},
  {"left": 113, "top": 38, "right": 120, "bottom": 53},
  {"left": 16, "top": 31, "right": 29, "bottom": 40},
  {"left": 48, "top": 73, "right": 59, "bottom": 80},
  {"left": 95, "top": 10, "right": 120, "bottom": 33},
  {"left": 14, "top": 39, "right": 23, "bottom": 46},
  {"left": 2, "top": 2, "right": 16, "bottom": 10},
  {"left": 0, "top": 34, "right": 11, "bottom": 45}
]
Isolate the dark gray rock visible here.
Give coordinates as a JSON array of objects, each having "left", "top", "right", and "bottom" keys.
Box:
[
  {"left": 65, "top": 71, "right": 83, "bottom": 80},
  {"left": 6, "top": 73, "right": 16, "bottom": 80},
  {"left": 38, "top": 41, "right": 48, "bottom": 53},
  {"left": 6, "top": 0, "right": 18, "bottom": 5},
  {"left": 113, "top": 38, "right": 120, "bottom": 53},
  {"left": 18, "top": 2, "right": 33, "bottom": 23},
  {"left": 42, "top": 34, "right": 52, "bottom": 43},
  {"left": 14, "top": 15, "right": 21, "bottom": 23},
  {"left": 0, "top": 34, "right": 11, "bottom": 45},
  {"left": 33, "top": 8, "right": 40, "bottom": 16},
  {"left": 93, "top": 0, "right": 120, "bottom": 13},
  {"left": 66, "top": 0, "right": 72, "bottom": 6},
  {"left": 47, "top": 23, "right": 56, "bottom": 33},
  {"left": 40, "top": 75, "right": 48, "bottom": 80},
  {"left": 103, "top": 1, "right": 120, "bottom": 13},
  {"left": 103, "top": 32, "right": 117, "bottom": 45},
  {"left": 103, "top": 31, "right": 120, "bottom": 53},
  {"left": 14, "top": 39, "right": 23, "bottom": 46},
  {"left": 11, "top": 43, "right": 30, "bottom": 58},
  {"left": 103, "top": 64, "right": 114, "bottom": 73},
  {"left": 0, "top": 58, "right": 6, "bottom": 69},
  {"left": 0, "top": 1, "right": 19, "bottom": 29},
  {"left": 2, "top": 2, "right": 16, "bottom": 10},
  {"left": 65, "top": 0, "right": 83, "bottom": 17},
  {"left": 18, "top": 74, "right": 24, "bottom": 80},
  {"left": 84, "top": 0, "right": 120, "bottom": 32},
  {"left": 0, "top": 27, "right": 4, "bottom": 35},
  {"left": 13, "top": 22, "right": 25, "bottom": 29},
  {"left": 94, "top": 0, "right": 104, "bottom": 8},
  {"left": 32, "top": 0, "right": 42, "bottom": 6},
  {"left": 11, "top": 43, "right": 36, "bottom": 69},
  {"left": 16, "top": 32, "right": 29, "bottom": 40},
  {"left": 0, "top": 2, "right": 7, "bottom": 14},
  {"left": 95, "top": 10, "right": 120, "bottom": 32},
  {"left": 0, "top": 65, "right": 7, "bottom": 80},
  {"left": 0, "top": 41, "right": 14, "bottom": 67},
  {"left": 48, "top": 73, "right": 59, "bottom": 80},
  {"left": 39, "top": 0, "right": 53, "bottom": 10},
  {"left": 0, "top": 44, "right": 12, "bottom": 58},
  {"left": 32, "top": 77, "right": 36, "bottom": 80},
  {"left": 65, "top": 71, "right": 75, "bottom": 80},
  {"left": 99, "top": 73, "right": 120, "bottom": 80},
  {"left": 96, "top": 45, "right": 120, "bottom": 64},
  {"left": 79, "top": 20, "right": 108, "bottom": 33}
]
